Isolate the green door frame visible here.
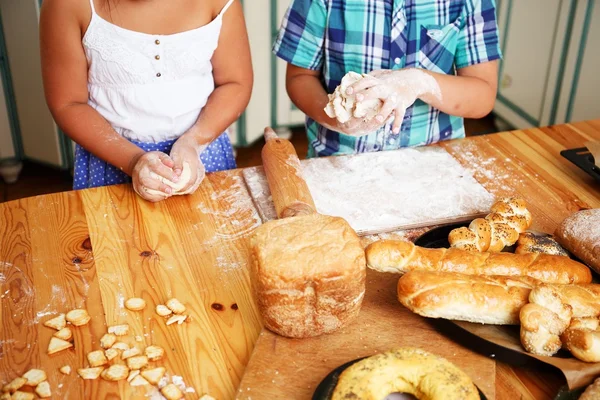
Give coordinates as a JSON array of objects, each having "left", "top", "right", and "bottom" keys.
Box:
[{"left": 0, "top": 8, "right": 23, "bottom": 163}]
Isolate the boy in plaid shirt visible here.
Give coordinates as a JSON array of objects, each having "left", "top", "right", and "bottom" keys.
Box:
[{"left": 273, "top": 0, "right": 502, "bottom": 157}]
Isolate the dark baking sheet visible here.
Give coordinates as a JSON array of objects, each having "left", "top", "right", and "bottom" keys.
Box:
[
  {"left": 561, "top": 147, "right": 600, "bottom": 183},
  {"left": 414, "top": 224, "right": 600, "bottom": 398}
]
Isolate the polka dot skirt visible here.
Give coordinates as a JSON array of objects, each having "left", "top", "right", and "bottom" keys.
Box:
[{"left": 73, "top": 133, "right": 236, "bottom": 190}]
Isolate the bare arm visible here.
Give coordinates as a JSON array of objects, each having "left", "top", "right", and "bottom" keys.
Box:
[
  {"left": 177, "top": 0, "right": 253, "bottom": 148},
  {"left": 285, "top": 64, "right": 339, "bottom": 130},
  {"left": 421, "top": 60, "right": 499, "bottom": 119},
  {"left": 40, "top": 0, "right": 177, "bottom": 200},
  {"left": 40, "top": 0, "right": 150, "bottom": 176}
]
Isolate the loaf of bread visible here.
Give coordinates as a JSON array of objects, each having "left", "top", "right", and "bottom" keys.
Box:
[
  {"left": 520, "top": 283, "right": 600, "bottom": 357},
  {"left": 449, "top": 197, "right": 532, "bottom": 252},
  {"left": 580, "top": 377, "right": 600, "bottom": 399},
  {"left": 332, "top": 348, "right": 479, "bottom": 400},
  {"left": 366, "top": 240, "right": 592, "bottom": 284},
  {"left": 515, "top": 232, "right": 569, "bottom": 256},
  {"left": 555, "top": 209, "right": 600, "bottom": 274},
  {"left": 397, "top": 271, "right": 537, "bottom": 324},
  {"left": 251, "top": 214, "right": 366, "bottom": 338}
]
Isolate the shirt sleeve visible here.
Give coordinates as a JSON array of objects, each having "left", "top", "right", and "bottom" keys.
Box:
[
  {"left": 272, "top": 0, "right": 327, "bottom": 71},
  {"left": 455, "top": 0, "right": 502, "bottom": 69}
]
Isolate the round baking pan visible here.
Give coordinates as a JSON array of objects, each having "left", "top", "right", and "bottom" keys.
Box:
[{"left": 312, "top": 356, "right": 487, "bottom": 400}]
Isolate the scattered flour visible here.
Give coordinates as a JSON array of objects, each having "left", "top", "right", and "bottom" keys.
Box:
[{"left": 244, "top": 147, "right": 494, "bottom": 234}]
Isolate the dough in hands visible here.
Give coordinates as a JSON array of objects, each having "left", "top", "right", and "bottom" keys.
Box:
[
  {"left": 147, "top": 161, "right": 204, "bottom": 197},
  {"left": 324, "top": 71, "right": 383, "bottom": 123}
]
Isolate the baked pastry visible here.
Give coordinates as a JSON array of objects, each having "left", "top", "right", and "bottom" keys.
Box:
[
  {"left": 520, "top": 283, "right": 600, "bottom": 357},
  {"left": 580, "top": 377, "right": 600, "bottom": 399},
  {"left": 331, "top": 348, "right": 479, "bottom": 400},
  {"left": 251, "top": 214, "right": 366, "bottom": 338},
  {"left": 555, "top": 209, "right": 600, "bottom": 274},
  {"left": 561, "top": 317, "right": 600, "bottom": 362},
  {"left": 397, "top": 271, "right": 537, "bottom": 324},
  {"left": 448, "top": 197, "right": 532, "bottom": 252},
  {"left": 366, "top": 240, "right": 592, "bottom": 284},
  {"left": 515, "top": 232, "right": 569, "bottom": 256}
]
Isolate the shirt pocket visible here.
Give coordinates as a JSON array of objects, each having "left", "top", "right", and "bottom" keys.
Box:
[{"left": 418, "top": 23, "right": 460, "bottom": 74}]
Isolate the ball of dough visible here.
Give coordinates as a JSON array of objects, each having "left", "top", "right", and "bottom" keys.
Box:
[
  {"left": 145, "top": 161, "right": 204, "bottom": 197},
  {"left": 324, "top": 71, "right": 383, "bottom": 124}
]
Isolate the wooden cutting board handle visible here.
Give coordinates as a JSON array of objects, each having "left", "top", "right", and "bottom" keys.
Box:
[{"left": 261, "top": 127, "right": 316, "bottom": 218}]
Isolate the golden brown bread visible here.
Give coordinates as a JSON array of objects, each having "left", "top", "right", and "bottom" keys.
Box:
[
  {"left": 251, "top": 214, "right": 366, "bottom": 338},
  {"left": 515, "top": 232, "right": 569, "bottom": 256},
  {"left": 519, "top": 283, "right": 600, "bottom": 357},
  {"left": 331, "top": 348, "right": 479, "bottom": 400},
  {"left": 448, "top": 197, "right": 532, "bottom": 252},
  {"left": 397, "top": 271, "right": 537, "bottom": 324},
  {"left": 555, "top": 209, "right": 600, "bottom": 274},
  {"left": 366, "top": 240, "right": 592, "bottom": 284},
  {"left": 580, "top": 377, "right": 600, "bottom": 399},
  {"left": 561, "top": 317, "right": 600, "bottom": 363}
]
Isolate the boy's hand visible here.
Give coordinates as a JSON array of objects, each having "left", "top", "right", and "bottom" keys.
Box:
[
  {"left": 347, "top": 68, "right": 441, "bottom": 134},
  {"left": 131, "top": 151, "right": 178, "bottom": 202},
  {"left": 169, "top": 134, "right": 207, "bottom": 195}
]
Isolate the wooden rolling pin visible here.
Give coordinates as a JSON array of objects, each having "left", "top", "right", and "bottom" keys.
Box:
[{"left": 261, "top": 127, "right": 317, "bottom": 218}]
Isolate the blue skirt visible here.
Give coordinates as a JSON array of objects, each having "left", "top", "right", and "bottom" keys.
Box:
[{"left": 73, "top": 133, "right": 236, "bottom": 190}]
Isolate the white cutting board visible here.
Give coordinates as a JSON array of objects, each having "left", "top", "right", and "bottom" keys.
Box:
[{"left": 242, "top": 146, "right": 494, "bottom": 236}]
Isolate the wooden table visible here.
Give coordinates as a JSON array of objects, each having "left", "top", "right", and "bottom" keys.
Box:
[{"left": 1, "top": 120, "right": 599, "bottom": 399}]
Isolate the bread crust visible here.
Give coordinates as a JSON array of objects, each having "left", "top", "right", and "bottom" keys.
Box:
[
  {"left": 397, "top": 271, "right": 537, "bottom": 324},
  {"left": 366, "top": 240, "right": 592, "bottom": 284},
  {"left": 251, "top": 214, "right": 366, "bottom": 338},
  {"left": 331, "top": 348, "right": 479, "bottom": 400},
  {"left": 555, "top": 209, "right": 600, "bottom": 274}
]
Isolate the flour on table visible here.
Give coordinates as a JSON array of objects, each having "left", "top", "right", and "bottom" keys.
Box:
[
  {"left": 324, "top": 71, "right": 383, "bottom": 123},
  {"left": 243, "top": 147, "right": 494, "bottom": 235}
]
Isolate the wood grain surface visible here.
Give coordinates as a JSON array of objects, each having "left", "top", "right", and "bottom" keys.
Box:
[
  {"left": 237, "top": 267, "right": 497, "bottom": 399},
  {"left": 1, "top": 120, "right": 599, "bottom": 399}
]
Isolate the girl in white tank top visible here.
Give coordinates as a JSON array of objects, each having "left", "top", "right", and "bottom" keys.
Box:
[{"left": 40, "top": 0, "right": 252, "bottom": 201}]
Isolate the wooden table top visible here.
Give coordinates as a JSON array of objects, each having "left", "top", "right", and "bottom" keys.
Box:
[{"left": 1, "top": 120, "right": 599, "bottom": 400}]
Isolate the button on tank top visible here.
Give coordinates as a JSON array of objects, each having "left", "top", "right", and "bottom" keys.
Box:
[{"left": 82, "top": 0, "right": 234, "bottom": 143}]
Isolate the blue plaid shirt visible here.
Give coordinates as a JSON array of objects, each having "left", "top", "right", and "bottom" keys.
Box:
[{"left": 273, "top": 0, "right": 502, "bottom": 157}]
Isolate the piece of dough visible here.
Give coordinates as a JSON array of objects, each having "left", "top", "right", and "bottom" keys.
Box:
[
  {"left": 146, "top": 161, "right": 203, "bottom": 197},
  {"left": 324, "top": 71, "right": 383, "bottom": 123}
]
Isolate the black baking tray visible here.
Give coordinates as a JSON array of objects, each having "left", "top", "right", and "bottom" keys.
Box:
[{"left": 560, "top": 147, "right": 600, "bottom": 182}]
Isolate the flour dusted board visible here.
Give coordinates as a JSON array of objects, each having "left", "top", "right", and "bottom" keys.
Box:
[{"left": 242, "top": 147, "right": 494, "bottom": 235}]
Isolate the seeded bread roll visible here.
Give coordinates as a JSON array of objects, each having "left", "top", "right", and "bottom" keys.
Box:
[{"left": 555, "top": 209, "right": 600, "bottom": 274}]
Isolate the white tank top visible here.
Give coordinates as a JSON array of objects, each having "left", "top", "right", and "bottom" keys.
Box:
[{"left": 82, "top": 0, "right": 234, "bottom": 143}]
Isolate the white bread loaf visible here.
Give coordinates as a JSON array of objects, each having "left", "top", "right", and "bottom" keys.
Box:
[
  {"left": 555, "top": 209, "right": 600, "bottom": 274},
  {"left": 366, "top": 240, "right": 592, "bottom": 284},
  {"left": 251, "top": 214, "right": 366, "bottom": 338},
  {"left": 397, "top": 271, "right": 537, "bottom": 324}
]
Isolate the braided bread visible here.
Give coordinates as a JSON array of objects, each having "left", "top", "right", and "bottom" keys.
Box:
[
  {"left": 519, "top": 283, "right": 600, "bottom": 357},
  {"left": 519, "top": 285, "right": 573, "bottom": 356},
  {"left": 365, "top": 240, "right": 592, "bottom": 284},
  {"left": 580, "top": 377, "right": 600, "bottom": 399},
  {"left": 561, "top": 317, "right": 600, "bottom": 362},
  {"left": 449, "top": 198, "right": 532, "bottom": 252}
]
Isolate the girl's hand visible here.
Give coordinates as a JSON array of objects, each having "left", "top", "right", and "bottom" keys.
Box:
[
  {"left": 131, "top": 151, "right": 178, "bottom": 202},
  {"left": 347, "top": 68, "right": 441, "bottom": 134},
  {"left": 169, "top": 134, "right": 207, "bottom": 195}
]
